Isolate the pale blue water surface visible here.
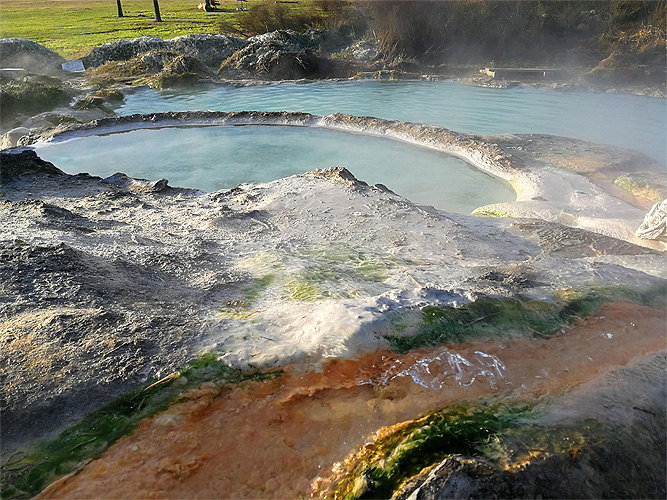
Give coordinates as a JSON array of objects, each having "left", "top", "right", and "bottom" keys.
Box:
[
  {"left": 117, "top": 80, "right": 667, "bottom": 164},
  {"left": 36, "top": 125, "right": 515, "bottom": 214}
]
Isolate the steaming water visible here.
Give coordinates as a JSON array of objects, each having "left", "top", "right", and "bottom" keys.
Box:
[
  {"left": 38, "top": 302, "right": 667, "bottom": 499},
  {"left": 35, "top": 125, "right": 516, "bottom": 214},
  {"left": 36, "top": 79, "right": 665, "bottom": 213},
  {"left": 117, "top": 79, "right": 667, "bottom": 164}
]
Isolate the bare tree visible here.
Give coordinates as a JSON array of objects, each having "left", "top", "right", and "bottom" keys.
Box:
[
  {"left": 116, "top": 0, "right": 123, "bottom": 17},
  {"left": 153, "top": 0, "right": 162, "bottom": 22}
]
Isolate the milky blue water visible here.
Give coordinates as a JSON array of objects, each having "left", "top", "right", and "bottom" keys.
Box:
[
  {"left": 36, "top": 125, "right": 515, "bottom": 214},
  {"left": 117, "top": 80, "right": 667, "bottom": 164}
]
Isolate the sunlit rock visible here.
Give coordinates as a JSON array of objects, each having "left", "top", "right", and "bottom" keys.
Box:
[
  {"left": 0, "top": 126, "right": 29, "bottom": 148},
  {"left": 0, "top": 38, "right": 65, "bottom": 75},
  {"left": 80, "top": 34, "right": 248, "bottom": 70},
  {"left": 637, "top": 199, "right": 667, "bottom": 242}
]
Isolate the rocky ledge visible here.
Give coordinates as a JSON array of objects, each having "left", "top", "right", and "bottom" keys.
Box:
[{"left": 24, "top": 110, "right": 667, "bottom": 250}]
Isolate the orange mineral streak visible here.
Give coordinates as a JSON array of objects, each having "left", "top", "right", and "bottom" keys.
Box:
[{"left": 39, "top": 302, "right": 666, "bottom": 499}]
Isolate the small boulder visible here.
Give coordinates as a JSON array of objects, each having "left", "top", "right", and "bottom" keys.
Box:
[
  {"left": 0, "top": 38, "right": 65, "bottom": 75},
  {"left": 0, "top": 127, "right": 30, "bottom": 149},
  {"left": 0, "top": 148, "right": 64, "bottom": 181},
  {"left": 101, "top": 172, "right": 170, "bottom": 193},
  {"left": 636, "top": 199, "right": 667, "bottom": 241},
  {"left": 301, "top": 166, "right": 369, "bottom": 188}
]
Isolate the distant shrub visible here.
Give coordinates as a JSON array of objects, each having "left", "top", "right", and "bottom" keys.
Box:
[
  {"left": 218, "top": 0, "right": 366, "bottom": 41},
  {"left": 222, "top": 2, "right": 323, "bottom": 37},
  {"left": 361, "top": 0, "right": 667, "bottom": 66}
]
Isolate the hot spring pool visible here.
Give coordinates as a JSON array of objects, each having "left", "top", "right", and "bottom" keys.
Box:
[
  {"left": 35, "top": 124, "right": 515, "bottom": 214},
  {"left": 35, "top": 79, "right": 665, "bottom": 214},
  {"left": 117, "top": 79, "right": 667, "bottom": 164}
]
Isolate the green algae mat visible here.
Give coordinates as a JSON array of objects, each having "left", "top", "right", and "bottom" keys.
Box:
[
  {"left": 327, "top": 400, "right": 613, "bottom": 500},
  {"left": 0, "top": 354, "right": 282, "bottom": 499},
  {"left": 385, "top": 285, "right": 665, "bottom": 353}
]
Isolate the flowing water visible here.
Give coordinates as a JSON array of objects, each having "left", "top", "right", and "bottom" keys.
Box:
[
  {"left": 38, "top": 302, "right": 667, "bottom": 499},
  {"left": 26, "top": 80, "right": 667, "bottom": 498}
]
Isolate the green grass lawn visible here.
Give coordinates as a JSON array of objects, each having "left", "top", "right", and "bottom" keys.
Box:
[{"left": 0, "top": 0, "right": 301, "bottom": 58}]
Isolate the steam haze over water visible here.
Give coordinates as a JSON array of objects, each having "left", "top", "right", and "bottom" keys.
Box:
[
  {"left": 117, "top": 80, "right": 667, "bottom": 164},
  {"left": 36, "top": 79, "right": 665, "bottom": 213}
]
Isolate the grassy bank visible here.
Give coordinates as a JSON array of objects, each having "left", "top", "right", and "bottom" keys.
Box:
[
  {"left": 0, "top": 0, "right": 309, "bottom": 58},
  {"left": 1, "top": 0, "right": 664, "bottom": 75}
]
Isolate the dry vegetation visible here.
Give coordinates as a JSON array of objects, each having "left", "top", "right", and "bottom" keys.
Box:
[
  {"left": 361, "top": 1, "right": 665, "bottom": 67},
  {"left": 220, "top": 0, "right": 666, "bottom": 81}
]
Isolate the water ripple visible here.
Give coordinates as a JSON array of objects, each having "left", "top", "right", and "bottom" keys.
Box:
[{"left": 358, "top": 348, "right": 507, "bottom": 390}]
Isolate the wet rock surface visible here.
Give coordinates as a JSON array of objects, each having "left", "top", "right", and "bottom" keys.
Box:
[
  {"left": 391, "top": 353, "right": 666, "bottom": 500},
  {"left": 1, "top": 138, "right": 665, "bottom": 458},
  {"left": 33, "top": 306, "right": 667, "bottom": 499},
  {"left": 510, "top": 220, "right": 661, "bottom": 258}
]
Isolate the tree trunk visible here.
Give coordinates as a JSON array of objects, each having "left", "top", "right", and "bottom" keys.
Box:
[
  {"left": 116, "top": 0, "right": 123, "bottom": 17},
  {"left": 153, "top": 0, "right": 162, "bottom": 22}
]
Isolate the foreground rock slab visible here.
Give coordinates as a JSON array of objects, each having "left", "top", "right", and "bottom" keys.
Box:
[{"left": 1, "top": 142, "right": 664, "bottom": 457}]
